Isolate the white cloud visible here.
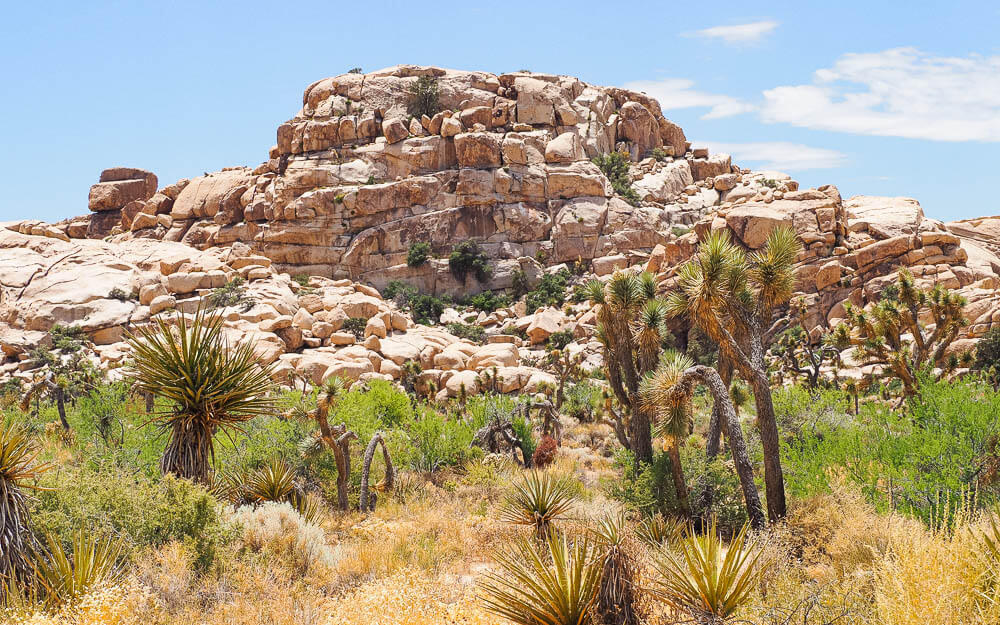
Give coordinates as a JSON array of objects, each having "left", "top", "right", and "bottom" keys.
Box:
[
  {"left": 692, "top": 21, "right": 778, "bottom": 44},
  {"left": 702, "top": 141, "right": 848, "bottom": 171},
  {"left": 761, "top": 47, "right": 1000, "bottom": 141},
  {"left": 623, "top": 78, "right": 754, "bottom": 119}
]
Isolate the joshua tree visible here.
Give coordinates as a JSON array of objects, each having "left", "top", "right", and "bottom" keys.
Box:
[
  {"left": 544, "top": 347, "right": 585, "bottom": 410},
  {"left": 306, "top": 376, "right": 357, "bottom": 511},
  {"left": 585, "top": 271, "right": 668, "bottom": 467},
  {"left": 665, "top": 227, "right": 801, "bottom": 521},
  {"left": 0, "top": 423, "right": 50, "bottom": 604},
  {"left": 127, "top": 309, "right": 276, "bottom": 484},
  {"left": 828, "top": 269, "right": 969, "bottom": 400},
  {"left": 642, "top": 352, "right": 766, "bottom": 530},
  {"left": 771, "top": 298, "right": 842, "bottom": 389},
  {"left": 19, "top": 371, "right": 70, "bottom": 431},
  {"left": 359, "top": 431, "right": 395, "bottom": 512}
]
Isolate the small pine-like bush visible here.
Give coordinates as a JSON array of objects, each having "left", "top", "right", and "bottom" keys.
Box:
[
  {"left": 406, "top": 76, "right": 440, "bottom": 118},
  {"left": 449, "top": 241, "right": 492, "bottom": 283},
  {"left": 406, "top": 242, "right": 432, "bottom": 267},
  {"left": 410, "top": 294, "right": 447, "bottom": 325},
  {"left": 593, "top": 151, "right": 640, "bottom": 206},
  {"left": 525, "top": 269, "right": 570, "bottom": 314},
  {"left": 446, "top": 323, "right": 486, "bottom": 344},
  {"left": 342, "top": 317, "right": 367, "bottom": 340}
]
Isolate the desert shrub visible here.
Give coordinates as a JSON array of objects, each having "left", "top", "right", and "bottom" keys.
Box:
[
  {"left": 445, "top": 322, "right": 486, "bottom": 344},
  {"left": 608, "top": 447, "right": 747, "bottom": 530},
  {"left": 592, "top": 151, "right": 640, "bottom": 206},
  {"left": 976, "top": 325, "right": 1000, "bottom": 385},
  {"left": 781, "top": 378, "right": 1000, "bottom": 523},
  {"left": 525, "top": 269, "right": 570, "bottom": 314},
  {"left": 32, "top": 467, "right": 229, "bottom": 569},
  {"left": 383, "top": 280, "right": 419, "bottom": 308},
  {"left": 207, "top": 277, "right": 255, "bottom": 312},
  {"left": 650, "top": 147, "right": 670, "bottom": 162},
  {"left": 532, "top": 436, "right": 558, "bottom": 468},
  {"left": 403, "top": 408, "right": 478, "bottom": 472},
  {"left": 342, "top": 317, "right": 367, "bottom": 340},
  {"left": 107, "top": 287, "right": 135, "bottom": 302},
  {"left": 229, "top": 502, "right": 334, "bottom": 576},
  {"left": 671, "top": 225, "right": 691, "bottom": 237},
  {"left": 462, "top": 290, "right": 510, "bottom": 313},
  {"left": 410, "top": 293, "right": 448, "bottom": 325},
  {"left": 546, "top": 329, "right": 574, "bottom": 351},
  {"left": 563, "top": 380, "right": 603, "bottom": 422},
  {"left": 449, "top": 241, "right": 492, "bottom": 283},
  {"left": 406, "top": 76, "right": 440, "bottom": 118},
  {"left": 406, "top": 241, "right": 432, "bottom": 267},
  {"left": 334, "top": 379, "right": 413, "bottom": 431}
]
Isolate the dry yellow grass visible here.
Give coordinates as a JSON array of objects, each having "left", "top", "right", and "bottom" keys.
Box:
[{"left": 10, "top": 462, "right": 1000, "bottom": 625}]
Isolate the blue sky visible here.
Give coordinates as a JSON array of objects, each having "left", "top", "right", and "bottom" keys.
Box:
[{"left": 2, "top": 0, "right": 998, "bottom": 223}]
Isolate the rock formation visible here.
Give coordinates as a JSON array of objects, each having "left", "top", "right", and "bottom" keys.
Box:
[{"left": 3, "top": 65, "right": 1000, "bottom": 394}]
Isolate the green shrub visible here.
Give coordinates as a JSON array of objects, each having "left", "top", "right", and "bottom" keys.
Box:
[
  {"left": 32, "top": 468, "right": 230, "bottom": 569},
  {"left": 446, "top": 323, "right": 486, "bottom": 344},
  {"left": 449, "top": 241, "right": 492, "bottom": 283},
  {"left": 650, "top": 147, "right": 670, "bottom": 162},
  {"left": 208, "top": 277, "right": 255, "bottom": 312},
  {"left": 410, "top": 293, "right": 448, "bottom": 325},
  {"left": 342, "top": 317, "right": 367, "bottom": 339},
  {"left": 462, "top": 290, "right": 511, "bottom": 313},
  {"left": 407, "top": 242, "right": 432, "bottom": 267},
  {"left": 525, "top": 269, "right": 570, "bottom": 314},
  {"left": 107, "top": 287, "right": 135, "bottom": 302},
  {"left": 563, "top": 381, "right": 603, "bottom": 422},
  {"left": 292, "top": 274, "right": 311, "bottom": 287},
  {"left": 406, "top": 76, "right": 440, "bottom": 118},
  {"left": 546, "top": 329, "right": 574, "bottom": 351},
  {"left": 403, "top": 408, "right": 479, "bottom": 472},
  {"left": 383, "top": 280, "right": 419, "bottom": 308},
  {"left": 347, "top": 67, "right": 362, "bottom": 74},
  {"left": 592, "top": 151, "right": 640, "bottom": 207},
  {"left": 781, "top": 379, "right": 1000, "bottom": 523},
  {"left": 671, "top": 225, "right": 691, "bottom": 238}
]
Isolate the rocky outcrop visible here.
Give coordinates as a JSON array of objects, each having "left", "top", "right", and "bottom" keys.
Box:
[
  {"left": 6, "top": 65, "right": 1000, "bottom": 391},
  {"left": 56, "top": 66, "right": 738, "bottom": 298}
]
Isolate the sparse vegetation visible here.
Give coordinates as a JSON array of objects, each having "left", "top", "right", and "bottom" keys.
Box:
[
  {"left": 342, "top": 317, "right": 367, "bottom": 340},
  {"left": 593, "top": 151, "right": 640, "bottom": 207},
  {"left": 406, "top": 241, "right": 431, "bottom": 267},
  {"left": 449, "top": 241, "right": 492, "bottom": 283},
  {"left": 406, "top": 76, "right": 440, "bottom": 118}
]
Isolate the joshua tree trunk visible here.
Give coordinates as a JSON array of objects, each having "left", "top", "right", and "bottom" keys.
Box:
[
  {"left": 359, "top": 432, "right": 395, "bottom": 512},
  {"left": 54, "top": 387, "right": 69, "bottom": 431},
  {"left": 749, "top": 369, "right": 786, "bottom": 523},
  {"left": 666, "top": 438, "right": 690, "bottom": 517},
  {"left": 677, "top": 366, "right": 766, "bottom": 531},
  {"left": 312, "top": 402, "right": 357, "bottom": 511},
  {"left": 145, "top": 392, "right": 155, "bottom": 414}
]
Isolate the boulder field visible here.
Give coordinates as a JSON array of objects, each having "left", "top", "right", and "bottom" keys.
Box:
[{"left": 4, "top": 65, "right": 1000, "bottom": 393}]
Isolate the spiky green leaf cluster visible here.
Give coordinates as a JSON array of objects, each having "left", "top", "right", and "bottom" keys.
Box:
[{"left": 479, "top": 533, "right": 602, "bottom": 625}]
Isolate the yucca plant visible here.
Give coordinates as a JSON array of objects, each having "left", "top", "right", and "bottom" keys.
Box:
[
  {"left": 500, "top": 471, "right": 578, "bottom": 540},
  {"left": 33, "top": 531, "right": 124, "bottom": 608},
  {"left": 635, "top": 513, "right": 685, "bottom": 548},
  {"left": 126, "top": 308, "right": 276, "bottom": 484},
  {"left": 591, "top": 510, "right": 639, "bottom": 625},
  {"left": 304, "top": 376, "right": 357, "bottom": 511},
  {"left": 649, "top": 518, "right": 768, "bottom": 622},
  {"left": 480, "top": 533, "right": 602, "bottom": 625},
  {"left": 245, "top": 458, "right": 296, "bottom": 503},
  {"left": 0, "top": 423, "right": 51, "bottom": 604}
]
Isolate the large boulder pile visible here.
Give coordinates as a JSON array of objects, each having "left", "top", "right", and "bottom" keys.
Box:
[
  {"left": 5, "top": 65, "right": 1000, "bottom": 391},
  {"left": 54, "top": 66, "right": 738, "bottom": 297}
]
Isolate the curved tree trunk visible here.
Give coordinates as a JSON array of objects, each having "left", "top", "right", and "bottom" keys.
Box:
[
  {"left": 312, "top": 403, "right": 357, "bottom": 511},
  {"left": 359, "top": 432, "right": 395, "bottom": 512},
  {"left": 688, "top": 366, "right": 766, "bottom": 531}
]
